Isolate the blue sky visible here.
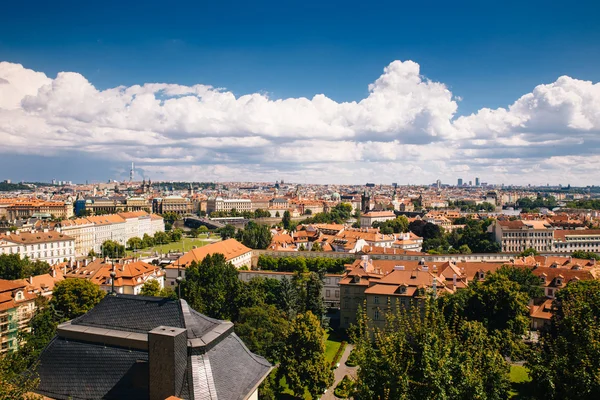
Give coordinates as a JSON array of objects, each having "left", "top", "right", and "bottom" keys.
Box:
[
  {"left": 1, "top": 0, "right": 600, "bottom": 184},
  {"left": 3, "top": 0, "right": 599, "bottom": 115}
]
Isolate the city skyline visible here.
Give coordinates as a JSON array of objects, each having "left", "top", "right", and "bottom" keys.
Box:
[{"left": 1, "top": 1, "right": 599, "bottom": 185}]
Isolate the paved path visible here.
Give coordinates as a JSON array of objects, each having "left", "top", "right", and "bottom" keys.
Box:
[{"left": 322, "top": 344, "right": 357, "bottom": 400}]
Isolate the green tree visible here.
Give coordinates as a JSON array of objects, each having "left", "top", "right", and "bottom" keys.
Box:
[
  {"left": 279, "top": 312, "right": 334, "bottom": 399},
  {"left": 275, "top": 211, "right": 280, "bottom": 218},
  {"left": 51, "top": 279, "right": 106, "bottom": 320},
  {"left": 311, "top": 242, "right": 322, "bottom": 251},
  {"left": 0, "top": 355, "right": 40, "bottom": 400},
  {"left": 235, "top": 304, "right": 290, "bottom": 363},
  {"left": 142, "top": 233, "right": 155, "bottom": 248},
  {"left": 180, "top": 254, "right": 241, "bottom": 320},
  {"left": 169, "top": 228, "right": 183, "bottom": 242},
  {"left": 458, "top": 244, "right": 472, "bottom": 254},
  {"left": 153, "top": 231, "right": 170, "bottom": 245},
  {"left": 100, "top": 240, "right": 126, "bottom": 258},
  {"left": 571, "top": 250, "right": 600, "bottom": 261},
  {"left": 239, "top": 221, "right": 272, "bottom": 249},
  {"left": 278, "top": 277, "right": 299, "bottom": 319},
  {"left": 519, "top": 247, "right": 540, "bottom": 257},
  {"left": 220, "top": 224, "right": 236, "bottom": 240},
  {"left": 0, "top": 254, "right": 26, "bottom": 280},
  {"left": 495, "top": 265, "right": 544, "bottom": 299},
  {"left": 441, "top": 273, "right": 530, "bottom": 354},
  {"left": 352, "top": 300, "right": 510, "bottom": 400},
  {"left": 126, "top": 237, "right": 143, "bottom": 251},
  {"left": 198, "top": 225, "right": 209, "bottom": 234},
  {"left": 282, "top": 210, "right": 291, "bottom": 230},
  {"left": 528, "top": 280, "right": 600, "bottom": 399},
  {"left": 305, "top": 271, "right": 326, "bottom": 318},
  {"left": 140, "top": 280, "right": 162, "bottom": 296}
]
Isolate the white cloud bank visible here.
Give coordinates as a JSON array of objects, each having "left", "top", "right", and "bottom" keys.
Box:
[{"left": 1, "top": 60, "right": 599, "bottom": 184}]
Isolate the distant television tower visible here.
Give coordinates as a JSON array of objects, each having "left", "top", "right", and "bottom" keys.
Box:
[{"left": 129, "top": 162, "right": 134, "bottom": 182}]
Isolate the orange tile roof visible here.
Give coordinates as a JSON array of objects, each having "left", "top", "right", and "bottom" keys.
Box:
[
  {"left": 0, "top": 231, "right": 74, "bottom": 244},
  {"left": 168, "top": 239, "right": 252, "bottom": 269}
]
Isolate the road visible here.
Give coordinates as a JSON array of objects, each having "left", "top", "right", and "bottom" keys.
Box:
[{"left": 321, "top": 344, "right": 357, "bottom": 400}]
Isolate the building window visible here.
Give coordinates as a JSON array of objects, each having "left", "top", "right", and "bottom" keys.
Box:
[
  {"left": 374, "top": 296, "right": 379, "bottom": 304},
  {"left": 335, "top": 290, "right": 339, "bottom": 298},
  {"left": 374, "top": 309, "right": 380, "bottom": 320}
]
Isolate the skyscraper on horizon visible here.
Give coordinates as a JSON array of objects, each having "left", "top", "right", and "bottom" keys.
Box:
[
  {"left": 458, "top": 178, "right": 463, "bottom": 186},
  {"left": 475, "top": 177, "right": 480, "bottom": 186}
]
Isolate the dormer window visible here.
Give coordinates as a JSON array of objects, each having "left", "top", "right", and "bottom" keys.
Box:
[
  {"left": 556, "top": 278, "right": 563, "bottom": 285},
  {"left": 399, "top": 285, "right": 407, "bottom": 294},
  {"left": 14, "top": 291, "right": 23, "bottom": 301},
  {"left": 479, "top": 271, "right": 485, "bottom": 280}
]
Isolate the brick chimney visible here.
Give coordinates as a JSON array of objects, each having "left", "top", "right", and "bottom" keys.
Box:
[{"left": 148, "top": 326, "right": 187, "bottom": 400}]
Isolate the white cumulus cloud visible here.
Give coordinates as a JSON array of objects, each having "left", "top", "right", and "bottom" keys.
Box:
[{"left": 1, "top": 60, "right": 600, "bottom": 185}]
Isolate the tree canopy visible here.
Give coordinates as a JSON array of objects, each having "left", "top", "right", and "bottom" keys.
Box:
[
  {"left": 51, "top": 279, "right": 106, "bottom": 320},
  {"left": 278, "top": 312, "right": 334, "bottom": 399},
  {"left": 528, "top": 280, "right": 600, "bottom": 399},
  {"left": 0, "top": 254, "right": 51, "bottom": 280},
  {"left": 100, "top": 240, "right": 125, "bottom": 258},
  {"left": 351, "top": 300, "right": 511, "bottom": 400},
  {"left": 237, "top": 221, "right": 272, "bottom": 249}
]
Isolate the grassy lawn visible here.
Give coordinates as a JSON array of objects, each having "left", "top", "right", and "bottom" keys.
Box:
[
  {"left": 509, "top": 365, "right": 533, "bottom": 399},
  {"left": 325, "top": 331, "right": 344, "bottom": 365},
  {"left": 127, "top": 236, "right": 221, "bottom": 256}
]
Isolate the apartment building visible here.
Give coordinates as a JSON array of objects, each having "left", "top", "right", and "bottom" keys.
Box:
[
  {"left": 552, "top": 229, "right": 600, "bottom": 253},
  {"left": 0, "top": 230, "right": 75, "bottom": 265},
  {"left": 153, "top": 195, "right": 191, "bottom": 215},
  {"left": 360, "top": 211, "right": 396, "bottom": 228},
  {"left": 239, "top": 270, "right": 343, "bottom": 308},
  {"left": 489, "top": 220, "right": 555, "bottom": 253},
  {"left": 0, "top": 279, "right": 36, "bottom": 354},
  {"left": 58, "top": 218, "right": 95, "bottom": 257},
  {"left": 207, "top": 197, "right": 252, "bottom": 214},
  {"left": 87, "top": 214, "right": 127, "bottom": 253},
  {"left": 6, "top": 199, "right": 73, "bottom": 221},
  {"left": 166, "top": 239, "right": 252, "bottom": 286}
]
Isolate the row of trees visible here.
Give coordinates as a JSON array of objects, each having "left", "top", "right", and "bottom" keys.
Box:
[
  {"left": 0, "top": 254, "right": 51, "bottom": 280},
  {"left": 125, "top": 229, "right": 183, "bottom": 251},
  {"left": 219, "top": 221, "right": 272, "bottom": 249},
  {"left": 416, "top": 218, "right": 501, "bottom": 254},
  {"left": 372, "top": 215, "right": 409, "bottom": 234},
  {"left": 517, "top": 195, "right": 558, "bottom": 212},
  {"left": 565, "top": 199, "right": 600, "bottom": 210},
  {"left": 448, "top": 200, "right": 496, "bottom": 212},
  {"left": 257, "top": 255, "right": 353, "bottom": 274},
  {"left": 300, "top": 203, "right": 353, "bottom": 225}
]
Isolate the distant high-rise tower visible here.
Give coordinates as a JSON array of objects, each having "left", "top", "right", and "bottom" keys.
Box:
[
  {"left": 475, "top": 177, "right": 480, "bottom": 186},
  {"left": 458, "top": 178, "right": 463, "bottom": 187},
  {"left": 130, "top": 162, "right": 134, "bottom": 182}
]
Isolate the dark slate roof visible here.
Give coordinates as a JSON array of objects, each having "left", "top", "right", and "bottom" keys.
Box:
[
  {"left": 206, "top": 333, "right": 272, "bottom": 400},
  {"left": 35, "top": 295, "right": 272, "bottom": 400},
  {"left": 36, "top": 337, "right": 149, "bottom": 400},
  {"left": 71, "top": 294, "right": 221, "bottom": 339}
]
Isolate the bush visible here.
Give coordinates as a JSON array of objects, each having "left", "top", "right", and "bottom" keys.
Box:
[
  {"left": 345, "top": 349, "right": 358, "bottom": 367},
  {"left": 334, "top": 375, "right": 354, "bottom": 399},
  {"left": 331, "top": 341, "right": 347, "bottom": 367}
]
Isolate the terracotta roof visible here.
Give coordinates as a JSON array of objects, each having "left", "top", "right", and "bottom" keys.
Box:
[
  {"left": 553, "top": 229, "right": 600, "bottom": 241},
  {"left": 168, "top": 239, "right": 252, "bottom": 269},
  {"left": 0, "top": 231, "right": 74, "bottom": 244}
]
